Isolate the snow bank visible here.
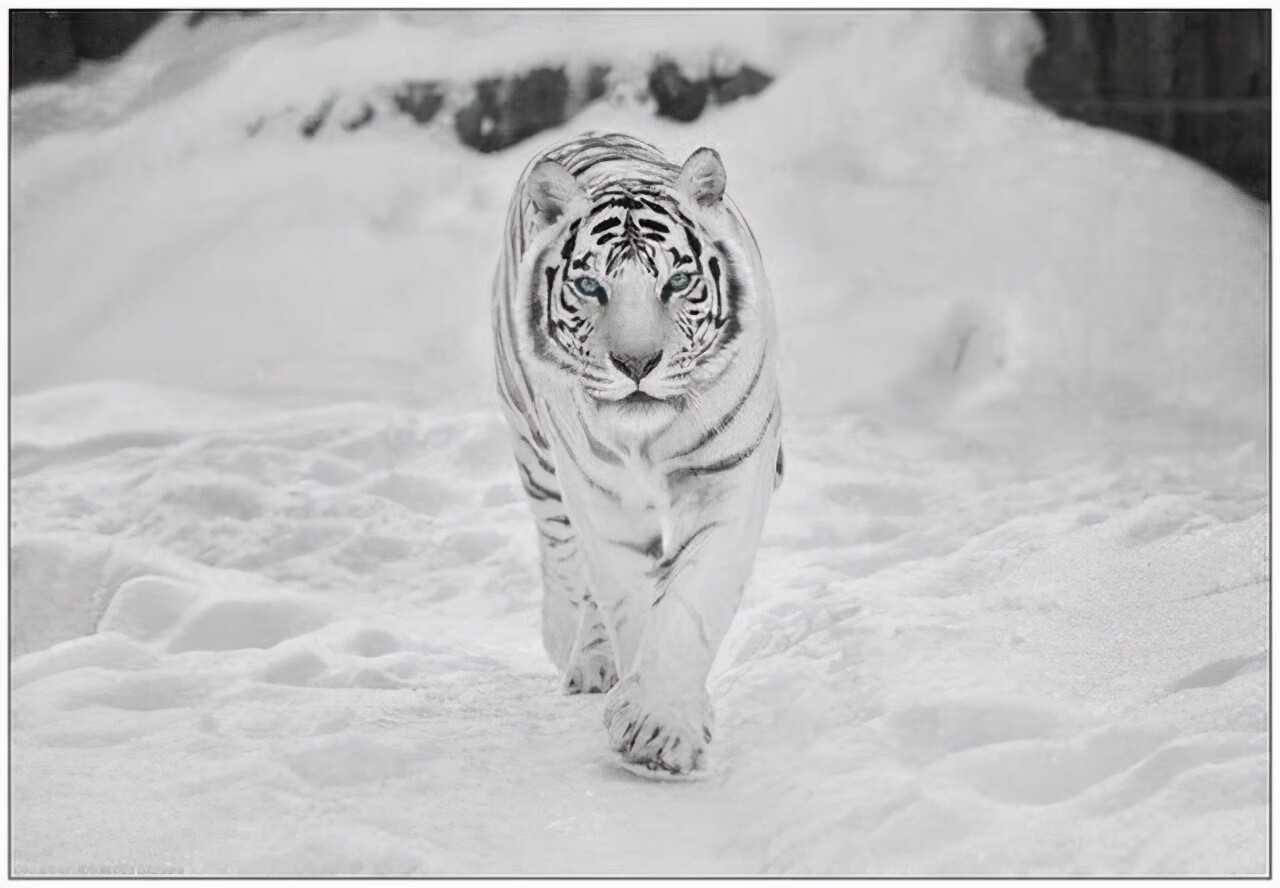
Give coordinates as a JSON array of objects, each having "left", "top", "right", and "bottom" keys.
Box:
[
  {"left": 13, "top": 11, "right": 1265, "bottom": 438},
  {"left": 10, "top": 10, "right": 1268, "bottom": 876}
]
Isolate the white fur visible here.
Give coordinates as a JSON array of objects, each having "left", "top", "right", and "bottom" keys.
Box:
[{"left": 493, "top": 134, "right": 781, "bottom": 776}]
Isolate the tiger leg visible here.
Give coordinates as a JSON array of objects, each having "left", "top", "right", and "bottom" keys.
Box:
[
  {"left": 600, "top": 594, "right": 722, "bottom": 775},
  {"left": 562, "top": 598, "right": 619, "bottom": 694},
  {"left": 573, "top": 541, "right": 713, "bottom": 773},
  {"left": 602, "top": 489, "right": 774, "bottom": 774},
  {"left": 536, "top": 517, "right": 619, "bottom": 694}
]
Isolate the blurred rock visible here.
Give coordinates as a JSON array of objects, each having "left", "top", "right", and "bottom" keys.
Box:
[
  {"left": 710, "top": 63, "right": 772, "bottom": 104},
  {"left": 341, "top": 101, "right": 375, "bottom": 132},
  {"left": 65, "top": 11, "right": 162, "bottom": 61},
  {"left": 187, "top": 11, "right": 264, "bottom": 29},
  {"left": 582, "top": 63, "right": 611, "bottom": 104},
  {"left": 1029, "top": 10, "right": 1270, "bottom": 199},
  {"left": 11, "top": 11, "right": 77, "bottom": 88},
  {"left": 299, "top": 96, "right": 336, "bottom": 138},
  {"left": 456, "top": 67, "right": 570, "bottom": 153},
  {"left": 648, "top": 59, "right": 710, "bottom": 122},
  {"left": 392, "top": 81, "right": 447, "bottom": 125},
  {"left": 11, "top": 10, "right": 164, "bottom": 88},
  {"left": 263, "top": 57, "right": 771, "bottom": 148}
]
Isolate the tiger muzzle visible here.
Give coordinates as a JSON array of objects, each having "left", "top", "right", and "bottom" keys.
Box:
[{"left": 610, "top": 350, "right": 664, "bottom": 383}]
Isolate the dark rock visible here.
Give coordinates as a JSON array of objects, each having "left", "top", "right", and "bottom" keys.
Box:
[
  {"left": 1029, "top": 11, "right": 1270, "bottom": 199},
  {"left": 583, "top": 63, "right": 611, "bottom": 103},
  {"left": 454, "top": 78, "right": 504, "bottom": 152},
  {"left": 187, "top": 11, "right": 264, "bottom": 28},
  {"left": 65, "top": 11, "right": 162, "bottom": 60},
  {"left": 456, "top": 66, "right": 570, "bottom": 153},
  {"left": 243, "top": 54, "right": 766, "bottom": 153},
  {"left": 299, "top": 96, "right": 335, "bottom": 138},
  {"left": 11, "top": 11, "right": 77, "bottom": 88},
  {"left": 392, "top": 80, "right": 447, "bottom": 125},
  {"left": 341, "top": 101, "right": 375, "bottom": 131},
  {"left": 710, "top": 63, "right": 772, "bottom": 104},
  {"left": 11, "top": 10, "right": 163, "bottom": 88},
  {"left": 648, "top": 59, "right": 709, "bottom": 122},
  {"left": 505, "top": 67, "right": 571, "bottom": 142}
]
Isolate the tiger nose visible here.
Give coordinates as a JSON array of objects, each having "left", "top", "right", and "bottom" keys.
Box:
[{"left": 610, "top": 350, "right": 663, "bottom": 382}]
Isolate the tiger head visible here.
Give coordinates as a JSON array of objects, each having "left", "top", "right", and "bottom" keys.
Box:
[{"left": 520, "top": 148, "right": 754, "bottom": 421}]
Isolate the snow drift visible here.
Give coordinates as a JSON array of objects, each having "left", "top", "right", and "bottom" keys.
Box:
[{"left": 10, "top": 10, "right": 1268, "bottom": 876}]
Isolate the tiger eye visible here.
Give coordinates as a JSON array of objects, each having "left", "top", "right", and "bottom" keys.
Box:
[
  {"left": 663, "top": 272, "right": 695, "bottom": 300},
  {"left": 574, "top": 276, "right": 606, "bottom": 302}
]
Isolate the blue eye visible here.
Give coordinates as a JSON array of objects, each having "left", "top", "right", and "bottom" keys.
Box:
[
  {"left": 667, "top": 272, "right": 693, "bottom": 294},
  {"left": 574, "top": 276, "right": 605, "bottom": 300}
]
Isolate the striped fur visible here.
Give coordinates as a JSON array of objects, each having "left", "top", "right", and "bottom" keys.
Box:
[{"left": 492, "top": 132, "right": 782, "bottom": 775}]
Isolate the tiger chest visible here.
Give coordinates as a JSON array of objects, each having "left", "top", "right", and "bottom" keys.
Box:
[
  {"left": 574, "top": 451, "right": 670, "bottom": 542},
  {"left": 561, "top": 439, "right": 733, "bottom": 571}
]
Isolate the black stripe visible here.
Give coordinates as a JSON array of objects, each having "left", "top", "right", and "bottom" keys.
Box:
[
  {"left": 572, "top": 152, "right": 624, "bottom": 178},
  {"left": 518, "top": 463, "right": 562, "bottom": 502},
  {"left": 712, "top": 243, "right": 743, "bottom": 345},
  {"left": 595, "top": 195, "right": 645, "bottom": 211},
  {"left": 638, "top": 218, "right": 670, "bottom": 233},
  {"left": 562, "top": 443, "right": 621, "bottom": 502},
  {"left": 517, "top": 236, "right": 556, "bottom": 368},
  {"left": 583, "top": 424, "right": 623, "bottom": 465},
  {"left": 685, "top": 226, "right": 702, "bottom": 259},
  {"left": 544, "top": 265, "right": 558, "bottom": 339},
  {"left": 531, "top": 448, "right": 557, "bottom": 477},
  {"left": 544, "top": 410, "right": 622, "bottom": 503},
  {"left": 609, "top": 535, "right": 663, "bottom": 560},
  {"left": 515, "top": 433, "right": 557, "bottom": 476},
  {"left": 650, "top": 521, "right": 720, "bottom": 597},
  {"left": 667, "top": 405, "right": 776, "bottom": 486},
  {"left": 668, "top": 355, "right": 766, "bottom": 459},
  {"left": 591, "top": 218, "right": 620, "bottom": 235},
  {"left": 529, "top": 426, "right": 551, "bottom": 451},
  {"left": 539, "top": 529, "right": 574, "bottom": 548},
  {"left": 560, "top": 219, "right": 581, "bottom": 261}
]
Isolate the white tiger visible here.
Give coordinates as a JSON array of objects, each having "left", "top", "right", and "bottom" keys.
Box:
[{"left": 492, "top": 131, "right": 782, "bottom": 776}]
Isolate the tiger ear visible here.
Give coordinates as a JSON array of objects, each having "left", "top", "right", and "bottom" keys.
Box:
[
  {"left": 675, "top": 147, "right": 726, "bottom": 207},
  {"left": 525, "top": 159, "right": 587, "bottom": 228}
]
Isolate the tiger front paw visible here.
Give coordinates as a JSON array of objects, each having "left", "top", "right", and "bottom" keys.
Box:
[{"left": 602, "top": 674, "right": 713, "bottom": 776}]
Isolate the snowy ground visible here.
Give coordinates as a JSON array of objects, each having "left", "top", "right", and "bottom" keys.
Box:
[{"left": 9, "top": 11, "right": 1269, "bottom": 876}]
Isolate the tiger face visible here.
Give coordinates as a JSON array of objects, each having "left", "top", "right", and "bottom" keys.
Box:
[{"left": 522, "top": 148, "right": 744, "bottom": 419}]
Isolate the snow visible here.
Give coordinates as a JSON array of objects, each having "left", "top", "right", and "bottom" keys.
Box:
[{"left": 9, "top": 10, "right": 1268, "bottom": 876}]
